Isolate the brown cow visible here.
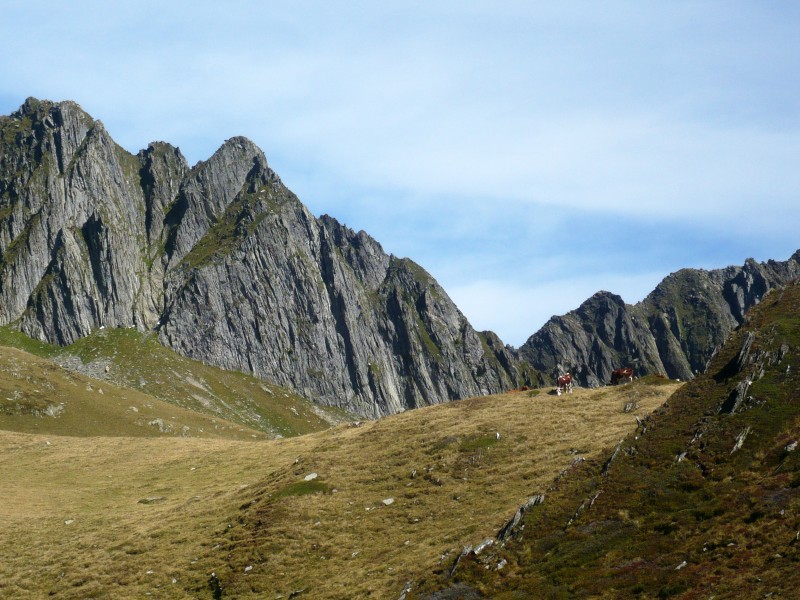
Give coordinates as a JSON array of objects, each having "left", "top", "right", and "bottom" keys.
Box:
[
  {"left": 556, "top": 373, "right": 573, "bottom": 395},
  {"left": 610, "top": 367, "right": 634, "bottom": 385}
]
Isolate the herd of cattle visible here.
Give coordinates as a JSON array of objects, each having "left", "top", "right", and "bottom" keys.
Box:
[
  {"left": 555, "top": 367, "right": 634, "bottom": 395},
  {"left": 505, "top": 367, "right": 638, "bottom": 396}
]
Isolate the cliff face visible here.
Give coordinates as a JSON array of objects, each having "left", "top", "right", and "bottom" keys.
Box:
[
  {"left": 518, "top": 253, "right": 800, "bottom": 386},
  {"left": 0, "top": 99, "right": 521, "bottom": 417}
]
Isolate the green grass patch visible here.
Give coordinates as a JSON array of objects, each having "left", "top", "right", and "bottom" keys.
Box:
[
  {"left": 271, "top": 479, "right": 331, "bottom": 501},
  {"left": 181, "top": 186, "right": 280, "bottom": 270},
  {"left": 0, "top": 325, "right": 59, "bottom": 358},
  {"left": 1, "top": 327, "right": 349, "bottom": 438},
  {"left": 458, "top": 433, "right": 500, "bottom": 453}
]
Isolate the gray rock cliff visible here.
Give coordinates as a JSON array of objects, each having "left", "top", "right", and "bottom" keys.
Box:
[
  {"left": 518, "top": 252, "right": 800, "bottom": 386},
  {"left": 0, "top": 98, "right": 522, "bottom": 417}
]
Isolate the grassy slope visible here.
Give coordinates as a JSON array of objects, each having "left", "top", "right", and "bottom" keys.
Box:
[
  {"left": 416, "top": 282, "right": 800, "bottom": 599},
  {"left": 0, "top": 345, "right": 263, "bottom": 440},
  {"left": 0, "top": 326, "right": 347, "bottom": 437},
  {"left": 0, "top": 379, "right": 680, "bottom": 598}
]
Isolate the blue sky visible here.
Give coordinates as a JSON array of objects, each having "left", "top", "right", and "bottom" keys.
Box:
[{"left": 2, "top": 2, "right": 798, "bottom": 346}]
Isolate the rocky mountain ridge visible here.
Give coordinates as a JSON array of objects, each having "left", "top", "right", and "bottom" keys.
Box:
[
  {"left": 518, "top": 252, "right": 800, "bottom": 387},
  {"left": 2, "top": 97, "right": 797, "bottom": 414},
  {"left": 0, "top": 98, "right": 521, "bottom": 417}
]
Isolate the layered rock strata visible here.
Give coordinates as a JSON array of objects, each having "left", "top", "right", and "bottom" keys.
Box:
[{"left": 0, "top": 99, "right": 521, "bottom": 417}]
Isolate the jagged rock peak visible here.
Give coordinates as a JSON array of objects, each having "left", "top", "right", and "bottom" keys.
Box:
[
  {"left": 0, "top": 99, "right": 524, "bottom": 417},
  {"left": 575, "top": 290, "right": 626, "bottom": 314},
  {"left": 519, "top": 251, "right": 800, "bottom": 387},
  {"left": 191, "top": 136, "right": 278, "bottom": 183},
  {"left": 15, "top": 97, "right": 90, "bottom": 120}
]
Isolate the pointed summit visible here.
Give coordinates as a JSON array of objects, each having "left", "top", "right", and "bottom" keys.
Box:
[{"left": 0, "top": 99, "right": 521, "bottom": 416}]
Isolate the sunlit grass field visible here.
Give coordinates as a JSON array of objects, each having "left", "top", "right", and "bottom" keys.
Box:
[{"left": 0, "top": 372, "right": 679, "bottom": 598}]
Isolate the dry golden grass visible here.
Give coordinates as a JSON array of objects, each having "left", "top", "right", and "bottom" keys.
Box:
[{"left": 0, "top": 380, "right": 681, "bottom": 599}]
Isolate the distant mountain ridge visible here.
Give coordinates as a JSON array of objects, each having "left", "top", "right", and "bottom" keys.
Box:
[
  {"left": 518, "top": 251, "right": 800, "bottom": 386},
  {"left": 0, "top": 98, "right": 521, "bottom": 417}
]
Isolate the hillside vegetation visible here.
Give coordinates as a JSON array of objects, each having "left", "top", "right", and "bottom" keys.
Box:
[
  {"left": 415, "top": 282, "right": 800, "bottom": 599},
  {"left": 0, "top": 344, "right": 261, "bottom": 439},
  {"left": 0, "top": 378, "right": 679, "bottom": 598},
  {"left": 0, "top": 326, "right": 346, "bottom": 438}
]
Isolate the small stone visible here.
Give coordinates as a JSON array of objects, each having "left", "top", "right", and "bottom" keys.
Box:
[
  {"left": 244, "top": 565, "right": 253, "bottom": 572},
  {"left": 675, "top": 560, "right": 687, "bottom": 570},
  {"left": 138, "top": 496, "right": 166, "bottom": 505},
  {"left": 304, "top": 472, "right": 318, "bottom": 481},
  {"left": 64, "top": 519, "right": 74, "bottom": 525},
  {"left": 382, "top": 498, "right": 395, "bottom": 506}
]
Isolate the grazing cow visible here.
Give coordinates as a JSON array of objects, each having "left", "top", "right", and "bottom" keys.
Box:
[
  {"left": 556, "top": 373, "right": 573, "bottom": 395},
  {"left": 610, "top": 367, "right": 634, "bottom": 385}
]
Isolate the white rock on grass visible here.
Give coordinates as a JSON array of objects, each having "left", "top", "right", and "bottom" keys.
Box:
[
  {"left": 382, "top": 497, "right": 395, "bottom": 506},
  {"left": 304, "top": 473, "right": 318, "bottom": 481}
]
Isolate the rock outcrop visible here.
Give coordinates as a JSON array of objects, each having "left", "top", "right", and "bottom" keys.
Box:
[
  {"left": 518, "top": 253, "right": 800, "bottom": 386},
  {"left": 0, "top": 98, "right": 522, "bottom": 417}
]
